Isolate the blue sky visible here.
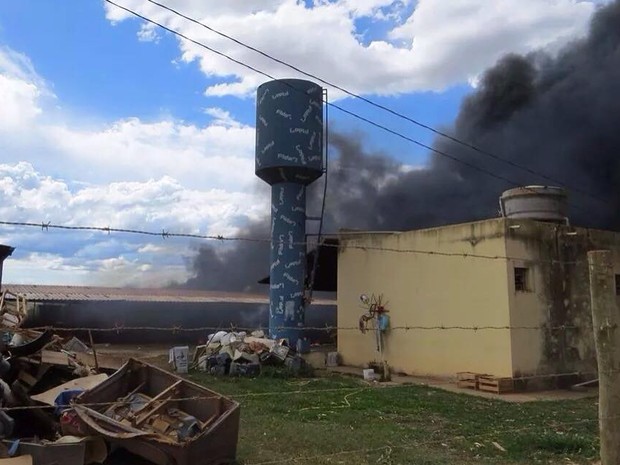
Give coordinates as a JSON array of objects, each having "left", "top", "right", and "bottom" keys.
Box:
[
  {"left": 0, "top": 0, "right": 602, "bottom": 286},
  {"left": 0, "top": 0, "right": 463, "bottom": 161}
]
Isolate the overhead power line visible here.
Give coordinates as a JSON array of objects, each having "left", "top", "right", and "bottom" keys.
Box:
[
  {"left": 141, "top": 0, "right": 606, "bottom": 204},
  {"left": 103, "top": 0, "right": 597, "bottom": 211}
]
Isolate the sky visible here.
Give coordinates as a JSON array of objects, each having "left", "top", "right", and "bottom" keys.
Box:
[{"left": 0, "top": 0, "right": 606, "bottom": 287}]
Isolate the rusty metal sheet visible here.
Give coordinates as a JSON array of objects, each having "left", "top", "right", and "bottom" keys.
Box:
[{"left": 0, "top": 284, "right": 336, "bottom": 306}]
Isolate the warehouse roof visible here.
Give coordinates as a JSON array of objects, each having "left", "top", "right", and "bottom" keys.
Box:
[{"left": 1, "top": 284, "right": 335, "bottom": 306}]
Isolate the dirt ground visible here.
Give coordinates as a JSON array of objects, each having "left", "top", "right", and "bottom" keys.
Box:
[
  {"left": 327, "top": 365, "right": 599, "bottom": 403},
  {"left": 96, "top": 343, "right": 599, "bottom": 403},
  {"left": 94, "top": 343, "right": 171, "bottom": 368}
]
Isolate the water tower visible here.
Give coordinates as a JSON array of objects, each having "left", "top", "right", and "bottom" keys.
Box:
[
  {"left": 255, "top": 79, "right": 324, "bottom": 346},
  {"left": 499, "top": 186, "right": 568, "bottom": 224}
]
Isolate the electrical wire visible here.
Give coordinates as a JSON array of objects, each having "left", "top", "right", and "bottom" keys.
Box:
[
  {"left": 141, "top": 0, "right": 606, "bottom": 204},
  {"left": 307, "top": 88, "right": 329, "bottom": 302}
]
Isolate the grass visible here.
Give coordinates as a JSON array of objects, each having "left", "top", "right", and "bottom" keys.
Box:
[{"left": 188, "top": 370, "right": 600, "bottom": 465}]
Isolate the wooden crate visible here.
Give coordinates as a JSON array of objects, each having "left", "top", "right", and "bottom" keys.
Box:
[
  {"left": 456, "top": 372, "right": 479, "bottom": 390},
  {"left": 478, "top": 375, "right": 514, "bottom": 394}
]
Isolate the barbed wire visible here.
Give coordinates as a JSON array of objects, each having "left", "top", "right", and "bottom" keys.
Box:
[
  {"left": 18, "top": 323, "right": 586, "bottom": 333},
  {"left": 0, "top": 220, "right": 267, "bottom": 244},
  {"left": 0, "top": 375, "right": 602, "bottom": 412},
  {"left": 1, "top": 395, "right": 218, "bottom": 412},
  {"left": 1, "top": 387, "right": 382, "bottom": 412},
  {"left": 3, "top": 322, "right": 610, "bottom": 383},
  {"left": 0, "top": 220, "right": 588, "bottom": 265}
]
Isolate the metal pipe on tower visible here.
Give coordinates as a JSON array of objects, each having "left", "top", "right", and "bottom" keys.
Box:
[{"left": 255, "top": 79, "right": 324, "bottom": 346}]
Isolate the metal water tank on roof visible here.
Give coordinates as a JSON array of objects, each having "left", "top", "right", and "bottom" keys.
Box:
[{"left": 499, "top": 186, "right": 568, "bottom": 223}]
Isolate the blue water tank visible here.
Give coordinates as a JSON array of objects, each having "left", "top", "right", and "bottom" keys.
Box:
[{"left": 255, "top": 79, "right": 324, "bottom": 186}]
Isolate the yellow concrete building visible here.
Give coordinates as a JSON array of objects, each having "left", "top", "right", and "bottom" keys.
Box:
[{"left": 337, "top": 217, "right": 620, "bottom": 382}]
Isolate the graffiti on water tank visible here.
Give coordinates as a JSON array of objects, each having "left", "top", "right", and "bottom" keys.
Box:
[
  {"left": 276, "top": 109, "right": 292, "bottom": 120},
  {"left": 272, "top": 91, "right": 289, "bottom": 100}
]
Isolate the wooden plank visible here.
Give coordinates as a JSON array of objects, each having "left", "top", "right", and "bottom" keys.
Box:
[
  {"left": 478, "top": 376, "right": 514, "bottom": 394},
  {"left": 134, "top": 380, "right": 183, "bottom": 426},
  {"left": 456, "top": 372, "right": 486, "bottom": 390},
  {"left": 456, "top": 379, "right": 478, "bottom": 389},
  {"left": 31, "top": 374, "right": 108, "bottom": 406},
  {"left": 41, "top": 350, "right": 123, "bottom": 370},
  {"left": 17, "top": 370, "right": 38, "bottom": 388}
]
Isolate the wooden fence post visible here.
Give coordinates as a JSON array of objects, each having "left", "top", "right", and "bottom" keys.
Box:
[{"left": 588, "top": 250, "right": 620, "bottom": 465}]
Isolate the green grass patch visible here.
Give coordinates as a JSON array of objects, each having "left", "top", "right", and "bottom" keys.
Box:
[{"left": 189, "top": 371, "right": 599, "bottom": 464}]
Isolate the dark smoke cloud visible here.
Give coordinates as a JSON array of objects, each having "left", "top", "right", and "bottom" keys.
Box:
[
  {"left": 183, "top": 219, "right": 270, "bottom": 292},
  {"left": 186, "top": 0, "right": 620, "bottom": 291}
]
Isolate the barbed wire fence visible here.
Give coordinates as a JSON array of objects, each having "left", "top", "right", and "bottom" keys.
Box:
[
  {"left": 0, "top": 219, "right": 590, "bottom": 265},
  {"left": 0, "top": 306, "right": 608, "bottom": 463},
  {"left": 0, "top": 220, "right": 614, "bottom": 462},
  {"left": 2, "top": 323, "right": 609, "bottom": 383}
]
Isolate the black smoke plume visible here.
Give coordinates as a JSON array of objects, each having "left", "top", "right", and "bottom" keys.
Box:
[
  {"left": 184, "top": 219, "right": 270, "bottom": 292},
  {"left": 186, "top": 0, "right": 620, "bottom": 291}
]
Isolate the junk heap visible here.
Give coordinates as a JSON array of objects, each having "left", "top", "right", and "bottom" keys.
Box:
[
  {"left": 0, "top": 290, "right": 240, "bottom": 465},
  {"left": 190, "top": 330, "right": 306, "bottom": 377}
]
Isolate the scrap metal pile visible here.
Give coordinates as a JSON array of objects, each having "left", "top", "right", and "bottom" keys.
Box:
[
  {"left": 191, "top": 330, "right": 306, "bottom": 376},
  {"left": 0, "top": 291, "right": 240, "bottom": 465}
]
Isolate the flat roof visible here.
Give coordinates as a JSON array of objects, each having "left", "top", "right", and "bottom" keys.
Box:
[{"left": 1, "top": 284, "right": 335, "bottom": 306}]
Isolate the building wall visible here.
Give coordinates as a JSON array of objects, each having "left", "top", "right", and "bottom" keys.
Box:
[
  {"left": 337, "top": 219, "right": 514, "bottom": 378},
  {"left": 505, "top": 220, "right": 620, "bottom": 381}
]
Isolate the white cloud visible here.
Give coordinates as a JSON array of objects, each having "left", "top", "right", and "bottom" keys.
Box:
[
  {"left": 66, "top": 176, "right": 265, "bottom": 233},
  {"left": 41, "top": 118, "right": 255, "bottom": 190},
  {"left": 0, "top": 47, "right": 48, "bottom": 130},
  {"left": 0, "top": 75, "right": 41, "bottom": 129},
  {"left": 0, "top": 46, "right": 265, "bottom": 286},
  {"left": 2, "top": 251, "right": 190, "bottom": 287},
  {"left": 0, "top": 47, "right": 256, "bottom": 191},
  {"left": 137, "top": 23, "right": 160, "bottom": 43},
  {"left": 0, "top": 161, "right": 267, "bottom": 284},
  {"left": 104, "top": 0, "right": 598, "bottom": 98},
  {"left": 337, "top": 0, "right": 412, "bottom": 19},
  {"left": 204, "top": 107, "right": 242, "bottom": 128}
]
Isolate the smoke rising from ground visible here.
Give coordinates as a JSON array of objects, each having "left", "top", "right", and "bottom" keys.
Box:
[{"left": 186, "top": 0, "right": 620, "bottom": 291}]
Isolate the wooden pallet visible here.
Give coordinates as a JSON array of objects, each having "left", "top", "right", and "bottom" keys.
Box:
[
  {"left": 456, "top": 372, "right": 480, "bottom": 390},
  {"left": 478, "top": 375, "right": 514, "bottom": 394}
]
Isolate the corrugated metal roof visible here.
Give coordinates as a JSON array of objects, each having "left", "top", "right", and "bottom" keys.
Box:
[{"left": 1, "top": 284, "right": 335, "bottom": 306}]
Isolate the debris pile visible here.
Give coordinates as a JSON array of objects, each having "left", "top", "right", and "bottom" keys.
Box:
[
  {"left": 191, "top": 330, "right": 306, "bottom": 377},
  {"left": 74, "top": 359, "right": 240, "bottom": 465},
  {"left": 0, "top": 291, "right": 240, "bottom": 464}
]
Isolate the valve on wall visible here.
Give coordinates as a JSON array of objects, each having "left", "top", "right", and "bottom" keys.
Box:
[
  {"left": 358, "top": 293, "right": 390, "bottom": 336},
  {"left": 359, "top": 293, "right": 391, "bottom": 381}
]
